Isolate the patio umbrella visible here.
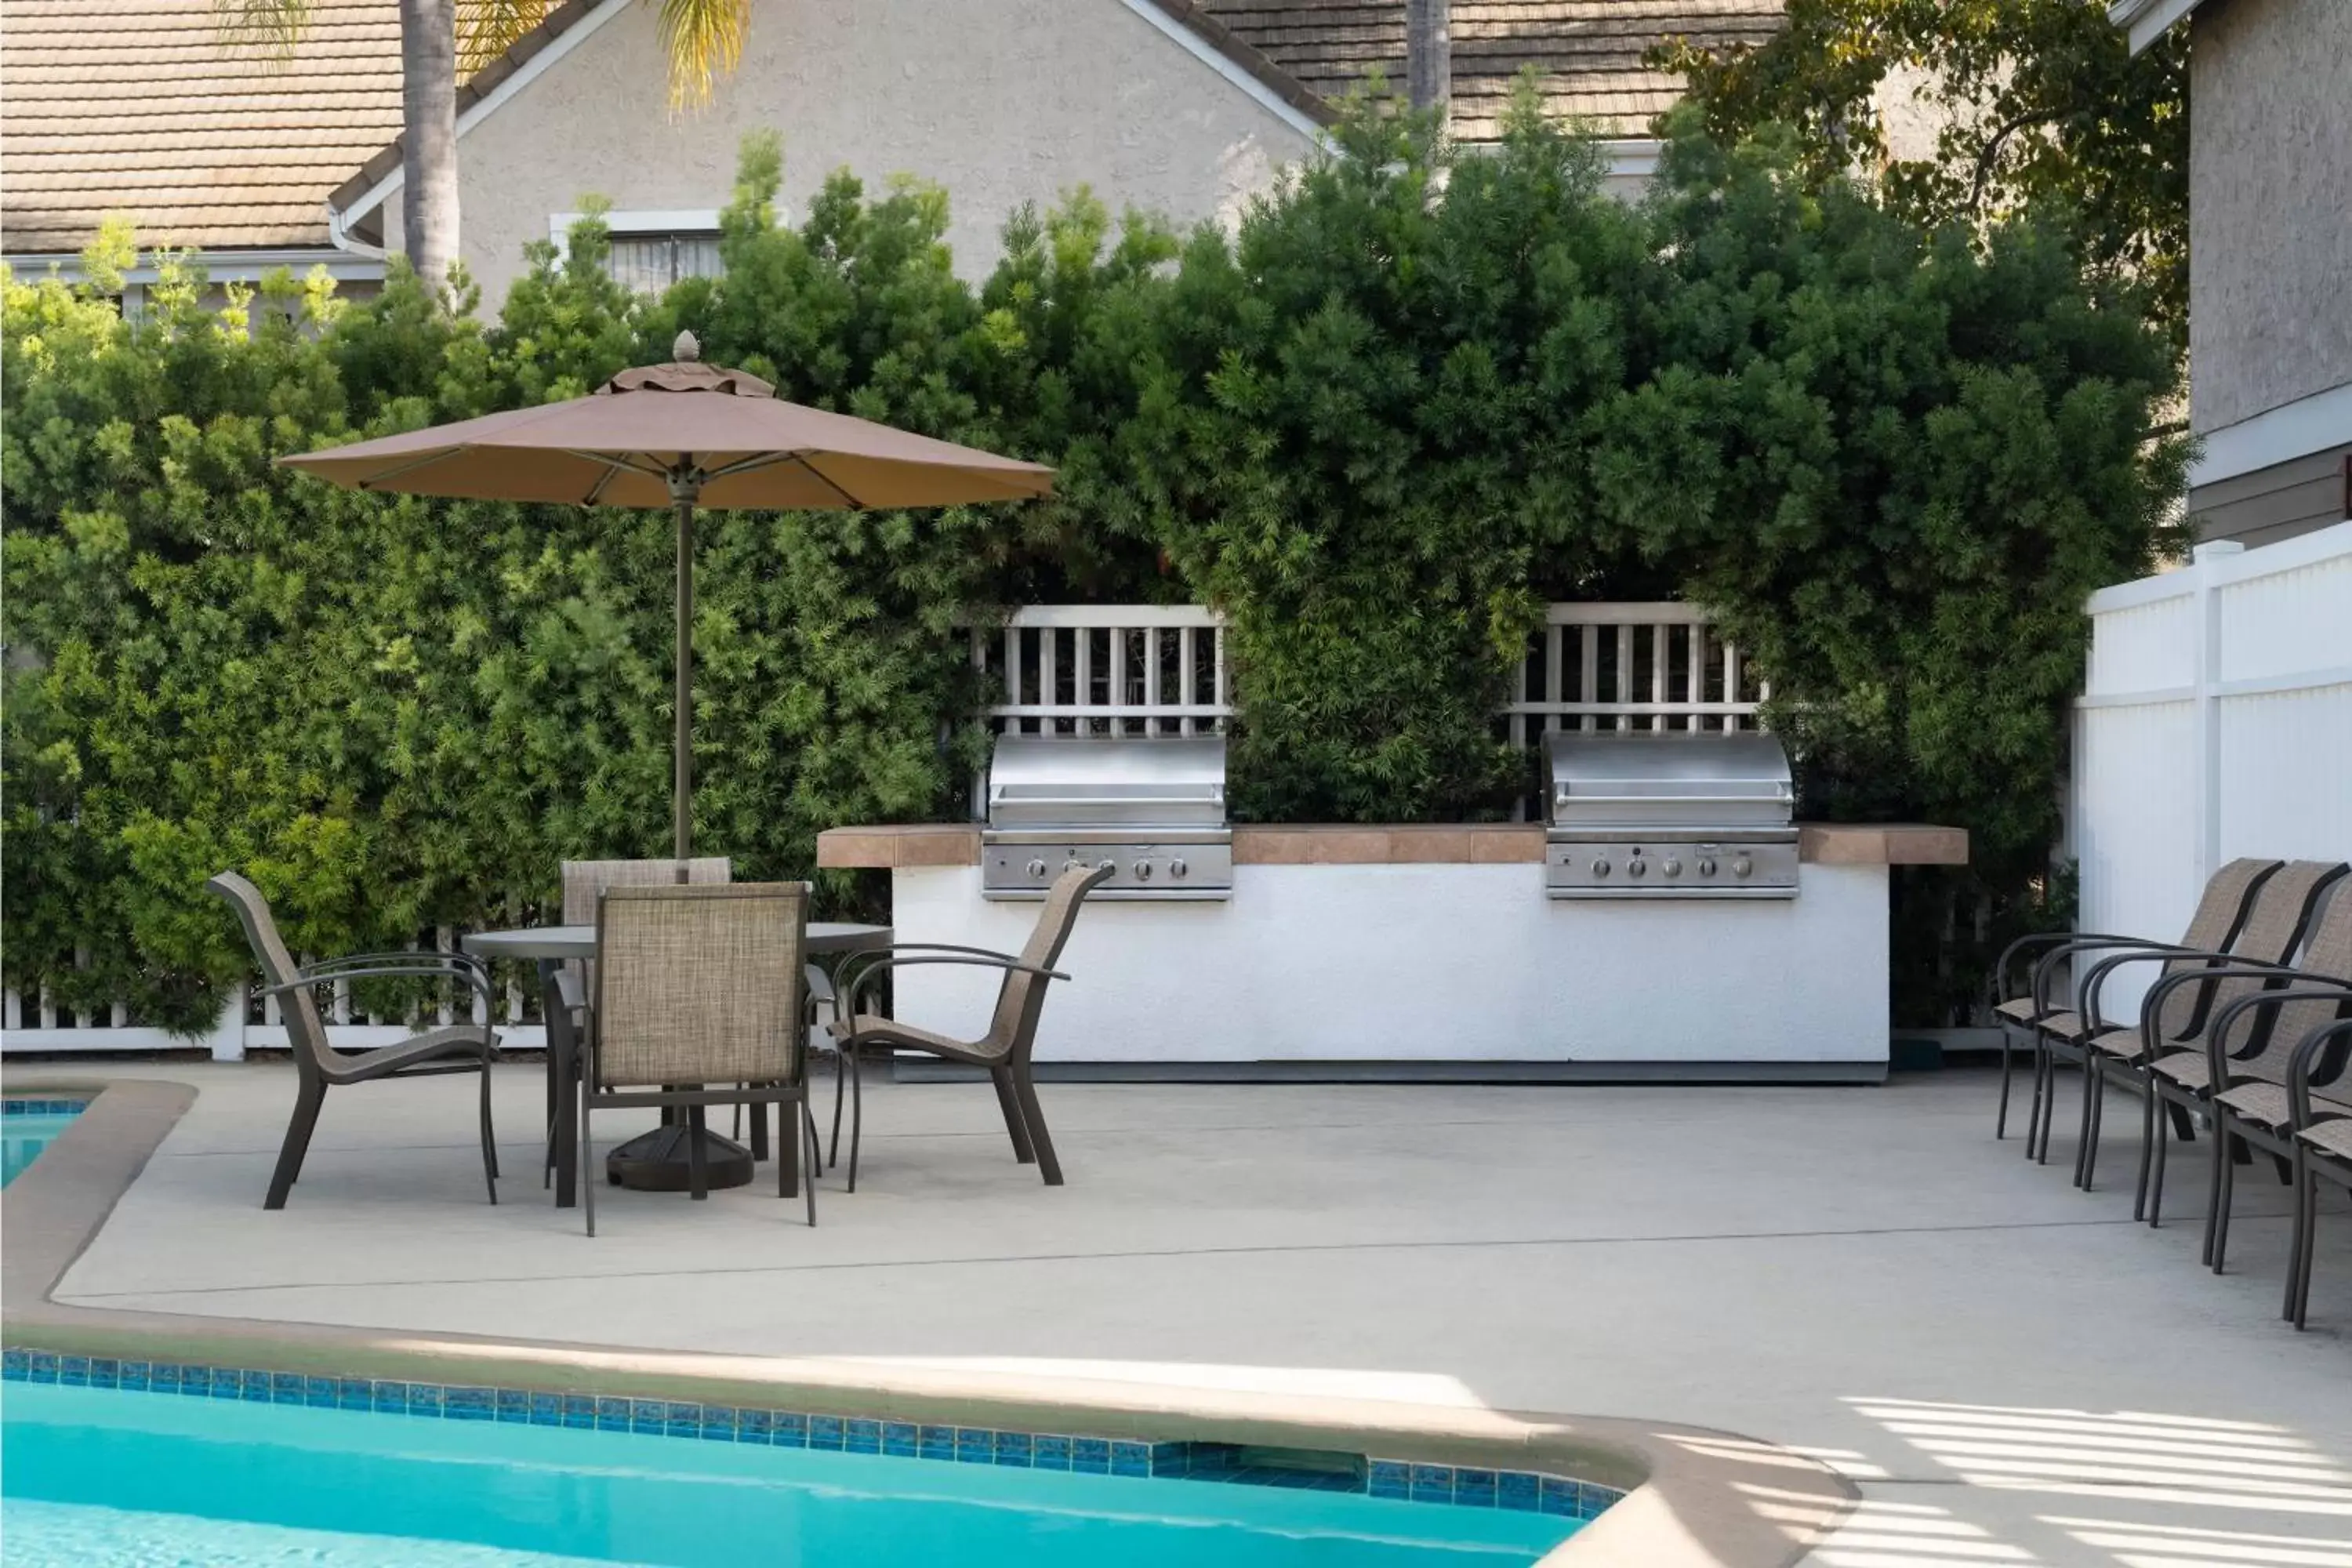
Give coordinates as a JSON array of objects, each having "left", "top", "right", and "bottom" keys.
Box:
[{"left": 281, "top": 332, "right": 1053, "bottom": 860}]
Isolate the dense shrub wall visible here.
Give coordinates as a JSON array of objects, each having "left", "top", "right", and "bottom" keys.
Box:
[{"left": 2, "top": 99, "right": 2183, "bottom": 1033}]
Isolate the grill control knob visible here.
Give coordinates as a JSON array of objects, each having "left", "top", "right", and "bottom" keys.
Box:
[
  {"left": 1132, "top": 860, "right": 1154, "bottom": 880},
  {"left": 1628, "top": 857, "right": 1648, "bottom": 879},
  {"left": 1697, "top": 857, "right": 1718, "bottom": 877},
  {"left": 1098, "top": 858, "right": 1117, "bottom": 873},
  {"left": 1662, "top": 857, "right": 1682, "bottom": 878},
  {"left": 1026, "top": 858, "right": 1047, "bottom": 878},
  {"left": 1063, "top": 858, "right": 1085, "bottom": 876},
  {"left": 1733, "top": 855, "right": 1754, "bottom": 879},
  {"left": 1591, "top": 857, "right": 1611, "bottom": 877},
  {"left": 1170, "top": 858, "right": 1189, "bottom": 879}
]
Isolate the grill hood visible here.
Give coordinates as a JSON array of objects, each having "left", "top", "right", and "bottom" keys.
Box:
[
  {"left": 1544, "top": 731, "right": 1793, "bottom": 829},
  {"left": 983, "top": 735, "right": 1232, "bottom": 900},
  {"left": 1542, "top": 731, "right": 1798, "bottom": 899}
]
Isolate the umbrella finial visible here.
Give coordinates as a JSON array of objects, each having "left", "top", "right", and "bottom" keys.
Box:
[{"left": 673, "top": 330, "right": 701, "bottom": 364}]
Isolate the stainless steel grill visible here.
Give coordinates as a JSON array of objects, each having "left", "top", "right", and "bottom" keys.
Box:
[
  {"left": 982, "top": 735, "right": 1232, "bottom": 900},
  {"left": 1543, "top": 731, "right": 1798, "bottom": 899}
]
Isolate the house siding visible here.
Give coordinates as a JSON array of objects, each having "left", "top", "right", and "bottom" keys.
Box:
[
  {"left": 2191, "top": 443, "right": 2352, "bottom": 550},
  {"left": 2187, "top": 0, "right": 2352, "bottom": 438},
  {"left": 390, "top": 0, "right": 1316, "bottom": 301}
]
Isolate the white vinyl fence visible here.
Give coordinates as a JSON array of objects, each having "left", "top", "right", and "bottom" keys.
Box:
[
  {"left": 2071, "top": 524, "right": 2352, "bottom": 1021},
  {"left": 8, "top": 599, "right": 1744, "bottom": 1057}
]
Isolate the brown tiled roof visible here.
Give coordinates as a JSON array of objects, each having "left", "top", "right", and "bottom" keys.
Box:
[
  {"left": 1, "top": 0, "right": 404, "bottom": 253},
  {"left": 1195, "top": 0, "right": 1784, "bottom": 140},
  {"left": 328, "top": 0, "right": 627, "bottom": 220}
]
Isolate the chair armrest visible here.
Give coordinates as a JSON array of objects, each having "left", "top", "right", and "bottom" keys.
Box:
[
  {"left": 303, "top": 950, "right": 490, "bottom": 979},
  {"left": 842, "top": 953, "right": 1070, "bottom": 1019},
  {"left": 2077, "top": 944, "right": 2259, "bottom": 1031},
  {"left": 831, "top": 942, "right": 1022, "bottom": 1003},
  {"left": 263, "top": 962, "right": 495, "bottom": 1011},
  {"left": 2132, "top": 961, "right": 2302, "bottom": 1058},
  {"left": 2032, "top": 938, "right": 2223, "bottom": 1016},
  {"left": 2205, "top": 982, "right": 2352, "bottom": 1069},
  {"left": 2288, "top": 1018, "right": 2352, "bottom": 1128},
  {"left": 1991, "top": 931, "right": 2152, "bottom": 1010}
]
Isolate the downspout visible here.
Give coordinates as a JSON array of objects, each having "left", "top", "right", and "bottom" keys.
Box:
[{"left": 326, "top": 200, "right": 387, "bottom": 263}]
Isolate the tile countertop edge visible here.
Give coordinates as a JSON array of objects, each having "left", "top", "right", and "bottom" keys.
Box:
[{"left": 817, "top": 823, "right": 1967, "bottom": 868}]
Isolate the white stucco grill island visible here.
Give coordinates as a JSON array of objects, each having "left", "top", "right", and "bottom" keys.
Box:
[{"left": 819, "top": 822, "right": 1967, "bottom": 1080}]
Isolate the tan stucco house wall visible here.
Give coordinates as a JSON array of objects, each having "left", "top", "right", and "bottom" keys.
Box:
[
  {"left": 2118, "top": 0, "right": 2352, "bottom": 547},
  {"left": 372, "top": 0, "right": 1319, "bottom": 301}
]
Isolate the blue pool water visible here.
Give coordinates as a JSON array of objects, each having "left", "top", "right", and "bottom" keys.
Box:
[
  {"left": 2, "top": 1385, "right": 1582, "bottom": 1566},
  {"left": 2, "top": 1099, "right": 84, "bottom": 1188}
]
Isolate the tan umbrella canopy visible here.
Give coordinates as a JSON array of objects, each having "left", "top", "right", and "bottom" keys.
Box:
[{"left": 281, "top": 332, "right": 1054, "bottom": 858}]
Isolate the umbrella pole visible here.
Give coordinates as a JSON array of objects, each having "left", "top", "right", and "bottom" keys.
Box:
[{"left": 672, "top": 480, "right": 695, "bottom": 864}]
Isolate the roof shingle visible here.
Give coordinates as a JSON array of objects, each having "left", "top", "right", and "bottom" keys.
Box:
[
  {"left": 1, "top": 0, "right": 403, "bottom": 253},
  {"left": 1196, "top": 0, "right": 1784, "bottom": 140}
]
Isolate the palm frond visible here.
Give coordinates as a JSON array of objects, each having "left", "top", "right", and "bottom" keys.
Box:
[
  {"left": 459, "top": 0, "right": 554, "bottom": 75},
  {"left": 209, "top": 0, "right": 313, "bottom": 62},
  {"left": 657, "top": 0, "right": 750, "bottom": 110}
]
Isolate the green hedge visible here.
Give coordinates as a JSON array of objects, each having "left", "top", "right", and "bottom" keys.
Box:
[{"left": 2, "top": 95, "right": 2183, "bottom": 1034}]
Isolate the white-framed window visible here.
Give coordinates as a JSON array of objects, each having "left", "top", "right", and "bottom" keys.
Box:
[{"left": 548, "top": 209, "right": 724, "bottom": 294}]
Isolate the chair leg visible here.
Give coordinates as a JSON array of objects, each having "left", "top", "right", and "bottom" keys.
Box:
[
  {"left": 841, "top": 1046, "right": 866, "bottom": 1195},
  {"left": 746, "top": 1089, "right": 768, "bottom": 1162},
  {"left": 581, "top": 1078, "right": 597, "bottom": 1239},
  {"left": 2035, "top": 1053, "right": 2062, "bottom": 1167},
  {"left": 1995, "top": 1022, "right": 2014, "bottom": 1141},
  {"left": 780, "top": 1093, "right": 800, "bottom": 1200},
  {"left": 478, "top": 1063, "right": 499, "bottom": 1205},
  {"left": 2027, "top": 1043, "right": 2049, "bottom": 1160},
  {"left": 264, "top": 1077, "right": 328, "bottom": 1210},
  {"left": 2151, "top": 1091, "right": 2176, "bottom": 1228},
  {"left": 993, "top": 1066, "right": 1037, "bottom": 1165},
  {"left": 830, "top": 1048, "right": 848, "bottom": 1167},
  {"left": 2292, "top": 1163, "right": 2320, "bottom": 1331},
  {"left": 2132, "top": 1075, "right": 2159, "bottom": 1221},
  {"left": 2284, "top": 1151, "right": 2308, "bottom": 1324},
  {"left": 803, "top": 1100, "right": 823, "bottom": 1178},
  {"left": 2208, "top": 1125, "right": 2238, "bottom": 1272},
  {"left": 1011, "top": 1064, "right": 1062, "bottom": 1187},
  {"left": 2074, "top": 1058, "right": 2102, "bottom": 1189}
]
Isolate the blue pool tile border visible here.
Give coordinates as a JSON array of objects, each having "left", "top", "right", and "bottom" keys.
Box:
[
  {"left": 2, "top": 1098, "right": 89, "bottom": 1117},
  {"left": 0, "top": 1351, "right": 1621, "bottom": 1523}
]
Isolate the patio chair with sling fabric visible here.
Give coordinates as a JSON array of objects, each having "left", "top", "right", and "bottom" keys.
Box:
[
  {"left": 579, "top": 882, "right": 816, "bottom": 1236},
  {"left": 208, "top": 871, "right": 500, "bottom": 1210},
  {"left": 825, "top": 863, "right": 1112, "bottom": 1191}
]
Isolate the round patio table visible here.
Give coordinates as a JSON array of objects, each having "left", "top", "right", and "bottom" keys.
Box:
[{"left": 464, "top": 922, "right": 890, "bottom": 1202}]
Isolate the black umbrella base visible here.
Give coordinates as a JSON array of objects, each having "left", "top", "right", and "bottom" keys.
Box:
[{"left": 605, "top": 1123, "right": 754, "bottom": 1192}]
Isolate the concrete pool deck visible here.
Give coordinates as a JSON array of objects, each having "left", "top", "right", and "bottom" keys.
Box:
[{"left": 5, "top": 1061, "right": 2348, "bottom": 1566}]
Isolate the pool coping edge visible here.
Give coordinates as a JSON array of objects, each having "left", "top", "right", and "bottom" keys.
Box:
[{"left": 2, "top": 1074, "right": 1857, "bottom": 1566}]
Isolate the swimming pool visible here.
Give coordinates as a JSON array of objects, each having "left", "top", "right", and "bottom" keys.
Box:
[
  {"left": 2, "top": 1098, "right": 85, "bottom": 1188},
  {"left": 2, "top": 1377, "right": 1591, "bottom": 1566}
]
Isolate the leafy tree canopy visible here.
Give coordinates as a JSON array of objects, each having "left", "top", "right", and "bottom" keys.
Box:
[{"left": 1652, "top": 0, "right": 2189, "bottom": 339}]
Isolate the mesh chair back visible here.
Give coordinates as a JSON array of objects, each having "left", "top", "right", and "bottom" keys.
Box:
[
  {"left": 2146, "top": 858, "right": 2281, "bottom": 1037},
  {"left": 205, "top": 872, "right": 332, "bottom": 1076},
  {"left": 2196, "top": 860, "right": 2348, "bottom": 1045},
  {"left": 985, "top": 863, "right": 1110, "bottom": 1058},
  {"left": 561, "top": 857, "right": 730, "bottom": 1000},
  {"left": 593, "top": 883, "right": 808, "bottom": 1089},
  {"left": 2219, "top": 877, "right": 2352, "bottom": 1078}
]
